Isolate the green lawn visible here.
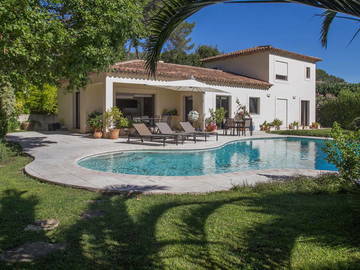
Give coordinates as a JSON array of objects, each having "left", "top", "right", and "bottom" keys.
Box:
[
  {"left": 269, "top": 128, "right": 338, "bottom": 137},
  {"left": 1, "top": 143, "right": 360, "bottom": 269}
]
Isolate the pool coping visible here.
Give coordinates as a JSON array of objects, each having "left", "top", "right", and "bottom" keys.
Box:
[{"left": 7, "top": 131, "right": 337, "bottom": 194}]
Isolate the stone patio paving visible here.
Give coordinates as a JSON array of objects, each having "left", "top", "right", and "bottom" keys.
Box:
[{"left": 6, "top": 131, "right": 331, "bottom": 194}]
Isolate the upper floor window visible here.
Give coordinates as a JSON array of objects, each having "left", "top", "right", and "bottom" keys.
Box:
[
  {"left": 249, "top": 97, "right": 260, "bottom": 114},
  {"left": 306, "top": 67, "right": 311, "bottom": 79},
  {"left": 275, "top": 61, "right": 288, "bottom": 81}
]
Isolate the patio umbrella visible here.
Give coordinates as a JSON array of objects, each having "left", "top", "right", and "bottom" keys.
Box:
[
  {"left": 153, "top": 79, "right": 229, "bottom": 93},
  {"left": 113, "top": 77, "right": 229, "bottom": 93}
]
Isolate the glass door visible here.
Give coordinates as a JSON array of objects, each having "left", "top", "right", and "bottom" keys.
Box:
[
  {"left": 216, "top": 96, "right": 230, "bottom": 117},
  {"left": 301, "top": 100, "right": 310, "bottom": 126},
  {"left": 184, "top": 96, "right": 193, "bottom": 121}
]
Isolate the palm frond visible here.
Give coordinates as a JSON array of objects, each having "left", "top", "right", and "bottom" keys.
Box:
[
  {"left": 145, "top": 0, "right": 360, "bottom": 75},
  {"left": 348, "top": 26, "right": 360, "bottom": 45},
  {"left": 320, "top": 10, "right": 337, "bottom": 48}
]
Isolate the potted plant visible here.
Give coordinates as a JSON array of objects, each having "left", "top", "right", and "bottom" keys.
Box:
[
  {"left": 272, "top": 118, "right": 283, "bottom": 130},
  {"left": 205, "top": 117, "right": 217, "bottom": 132},
  {"left": 87, "top": 111, "right": 103, "bottom": 138},
  {"left": 116, "top": 116, "right": 130, "bottom": 137},
  {"left": 292, "top": 121, "right": 299, "bottom": 130},
  {"left": 260, "top": 121, "right": 270, "bottom": 132},
  {"left": 310, "top": 122, "right": 320, "bottom": 129},
  {"left": 207, "top": 108, "right": 226, "bottom": 131},
  {"left": 104, "top": 107, "right": 122, "bottom": 139}
]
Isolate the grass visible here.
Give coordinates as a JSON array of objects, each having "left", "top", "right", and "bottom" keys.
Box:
[{"left": 1, "top": 142, "right": 360, "bottom": 269}]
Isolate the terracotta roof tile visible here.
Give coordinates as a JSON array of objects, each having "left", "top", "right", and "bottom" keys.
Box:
[
  {"left": 109, "top": 60, "right": 271, "bottom": 89},
  {"left": 201, "top": 45, "right": 322, "bottom": 63}
]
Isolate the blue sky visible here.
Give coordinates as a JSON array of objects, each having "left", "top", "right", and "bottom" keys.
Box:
[{"left": 187, "top": 2, "right": 360, "bottom": 82}]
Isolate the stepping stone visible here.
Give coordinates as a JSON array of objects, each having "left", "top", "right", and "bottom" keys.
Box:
[
  {"left": 0, "top": 242, "right": 66, "bottom": 263},
  {"left": 24, "top": 219, "right": 59, "bottom": 232},
  {"left": 80, "top": 210, "right": 105, "bottom": 219}
]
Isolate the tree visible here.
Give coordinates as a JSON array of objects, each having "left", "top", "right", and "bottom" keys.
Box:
[
  {"left": 161, "top": 22, "right": 196, "bottom": 63},
  {"left": 145, "top": 0, "right": 360, "bottom": 74},
  {"left": 165, "top": 21, "right": 195, "bottom": 53},
  {"left": 316, "top": 69, "right": 346, "bottom": 83},
  {"left": 196, "top": 45, "right": 221, "bottom": 60},
  {"left": 0, "top": 0, "right": 144, "bottom": 138},
  {"left": 0, "top": 81, "right": 16, "bottom": 138},
  {"left": 0, "top": 0, "right": 144, "bottom": 91},
  {"left": 160, "top": 44, "right": 221, "bottom": 66}
]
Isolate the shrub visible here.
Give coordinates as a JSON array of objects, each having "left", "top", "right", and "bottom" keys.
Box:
[
  {"left": 318, "top": 90, "right": 360, "bottom": 129},
  {"left": 232, "top": 174, "right": 354, "bottom": 195},
  {"left": 0, "top": 81, "right": 16, "bottom": 138},
  {"left": 16, "top": 84, "right": 58, "bottom": 115},
  {"left": 7, "top": 118, "right": 20, "bottom": 132},
  {"left": 323, "top": 122, "right": 360, "bottom": 183},
  {"left": 351, "top": 117, "right": 360, "bottom": 131}
]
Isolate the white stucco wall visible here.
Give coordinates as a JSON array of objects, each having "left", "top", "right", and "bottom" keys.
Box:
[
  {"left": 268, "top": 54, "right": 316, "bottom": 127},
  {"left": 203, "top": 53, "right": 317, "bottom": 130},
  {"left": 203, "top": 52, "right": 269, "bottom": 81}
]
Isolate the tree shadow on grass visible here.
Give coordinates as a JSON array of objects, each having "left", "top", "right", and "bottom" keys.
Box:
[
  {"left": 0, "top": 190, "right": 43, "bottom": 251},
  {"left": 237, "top": 192, "right": 360, "bottom": 269},
  {"left": 0, "top": 189, "right": 51, "bottom": 269},
  {"left": 2, "top": 189, "right": 360, "bottom": 269}
]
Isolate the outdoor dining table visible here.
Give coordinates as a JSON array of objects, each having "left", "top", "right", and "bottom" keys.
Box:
[{"left": 225, "top": 119, "right": 252, "bottom": 136}]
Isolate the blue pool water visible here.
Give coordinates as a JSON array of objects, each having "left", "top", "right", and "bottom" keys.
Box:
[{"left": 78, "top": 138, "right": 337, "bottom": 176}]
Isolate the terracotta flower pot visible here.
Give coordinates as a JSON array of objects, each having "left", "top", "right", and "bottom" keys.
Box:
[
  {"left": 93, "top": 130, "right": 103, "bottom": 139},
  {"left": 206, "top": 123, "right": 217, "bottom": 132},
  {"left": 109, "top": 129, "right": 120, "bottom": 139}
]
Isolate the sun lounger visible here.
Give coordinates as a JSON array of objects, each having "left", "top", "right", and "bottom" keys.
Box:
[
  {"left": 179, "top": 122, "right": 218, "bottom": 141},
  {"left": 155, "top": 122, "right": 196, "bottom": 143},
  {"left": 128, "top": 123, "right": 178, "bottom": 146}
]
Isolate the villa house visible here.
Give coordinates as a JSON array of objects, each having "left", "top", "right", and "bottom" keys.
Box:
[{"left": 58, "top": 45, "right": 321, "bottom": 132}]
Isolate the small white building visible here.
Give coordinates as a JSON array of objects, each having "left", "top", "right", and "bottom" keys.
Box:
[{"left": 58, "top": 45, "right": 321, "bottom": 132}]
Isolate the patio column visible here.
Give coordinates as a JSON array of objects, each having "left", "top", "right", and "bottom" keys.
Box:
[
  {"left": 105, "top": 76, "right": 114, "bottom": 111},
  {"left": 201, "top": 92, "right": 206, "bottom": 130}
]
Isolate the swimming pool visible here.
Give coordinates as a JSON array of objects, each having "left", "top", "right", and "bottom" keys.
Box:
[{"left": 78, "top": 137, "right": 337, "bottom": 176}]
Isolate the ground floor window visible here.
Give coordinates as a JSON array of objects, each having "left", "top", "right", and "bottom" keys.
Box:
[
  {"left": 249, "top": 97, "right": 260, "bottom": 115},
  {"left": 115, "top": 93, "right": 154, "bottom": 119},
  {"left": 216, "top": 96, "right": 230, "bottom": 117}
]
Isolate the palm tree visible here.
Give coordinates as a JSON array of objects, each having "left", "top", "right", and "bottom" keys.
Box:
[{"left": 145, "top": 0, "right": 360, "bottom": 75}]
